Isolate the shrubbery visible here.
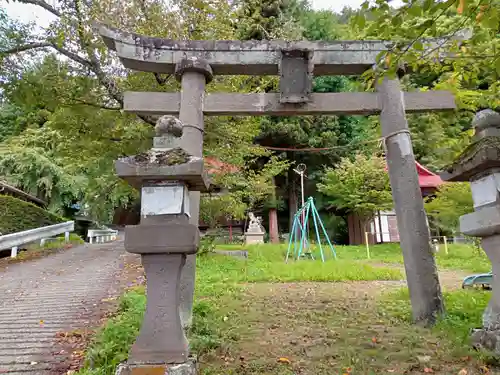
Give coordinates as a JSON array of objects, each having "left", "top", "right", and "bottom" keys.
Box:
[{"left": 0, "top": 195, "right": 64, "bottom": 235}]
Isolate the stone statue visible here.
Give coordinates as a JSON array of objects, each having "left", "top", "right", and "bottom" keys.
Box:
[
  {"left": 248, "top": 212, "right": 265, "bottom": 233},
  {"left": 245, "top": 212, "right": 265, "bottom": 244},
  {"left": 155, "top": 115, "right": 183, "bottom": 137}
]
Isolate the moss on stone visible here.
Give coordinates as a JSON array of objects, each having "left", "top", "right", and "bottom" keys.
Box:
[
  {"left": 133, "top": 148, "right": 190, "bottom": 166},
  {"left": 445, "top": 136, "right": 500, "bottom": 172}
]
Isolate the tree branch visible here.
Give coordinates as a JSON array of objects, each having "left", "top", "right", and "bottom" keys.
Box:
[
  {"left": 50, "top": 44, "right": 93, "bottom": 68},
  {"left": 0, "top": 42, "right": 51, "bottom": 55},
  {"left": 66, "top": 98, "right": 121, "bottom": 111},
  {"left": 154, "top": 73, "right": 172, "bottom": 86},
  {"left": 1, "top": 41, "right": 93, "bottom": 69},
  {"left": 72, "top": 0, "right": 124, "bottom": 105},
  {"left": 14, "top": 0, "right": 62, "bottom": 17}
]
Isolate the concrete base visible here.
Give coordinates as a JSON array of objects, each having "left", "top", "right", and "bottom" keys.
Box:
[
  {"left": 116, "top": 358, "right": 197, "bottom": 375},
  {"left": 245, "top": 232, "right": 265, "bottom": 245}
]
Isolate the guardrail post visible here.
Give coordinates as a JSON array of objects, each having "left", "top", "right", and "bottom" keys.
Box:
[
  {"left": 65, "top": 231, "right": 70, "bottom": 243},
  {"left": 0, "top": 221, "right": 74, "bottom": 254}
]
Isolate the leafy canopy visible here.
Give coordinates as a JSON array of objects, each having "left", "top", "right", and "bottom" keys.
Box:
[
  {"left": 425, "top": 182, "right": 473, "bottom": 232},
  {"left": 318, "top": 153, "right": 393, "bottom": 221}
]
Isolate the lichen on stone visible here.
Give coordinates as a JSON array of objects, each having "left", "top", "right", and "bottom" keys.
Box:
[
  {"left": 133, "top": 147, "right": 191, "bottom": 166},
  {"left": 447, "top": 136, "right": 500, "bottom": 171}
]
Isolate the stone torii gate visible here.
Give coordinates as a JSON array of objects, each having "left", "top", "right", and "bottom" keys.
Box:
[{"left": 97, "top": 23, "right": 456, "bottom": 374}]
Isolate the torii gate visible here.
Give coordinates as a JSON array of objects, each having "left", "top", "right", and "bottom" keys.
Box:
[{"left": 97, "top": 23, "right": 456, "bottom": 374}]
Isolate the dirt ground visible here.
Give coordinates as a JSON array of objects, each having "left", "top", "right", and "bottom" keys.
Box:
[{"left": 199, "top": 270, "right": 494, "bottom": 375}]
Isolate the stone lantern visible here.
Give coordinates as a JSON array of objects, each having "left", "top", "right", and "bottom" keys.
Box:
[
  {"left": 115, "top": 115, "right": 209, "bottom": 374},
  {"left": 441, "top": 109, "right": 500, "bottom": 353}
]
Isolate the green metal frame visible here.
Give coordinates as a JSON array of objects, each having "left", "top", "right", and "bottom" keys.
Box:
[{"left": 285, "top": 197, "right": 336, "bottom": 262}]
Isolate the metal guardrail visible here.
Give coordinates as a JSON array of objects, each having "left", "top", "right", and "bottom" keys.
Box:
[
  {"left": 0, "top": 221, "right": 75, "bottom": 258},
  {"left": 87, "top": 229, "right": 118, "bottom": 244}
]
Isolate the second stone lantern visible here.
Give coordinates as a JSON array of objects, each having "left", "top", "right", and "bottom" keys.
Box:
[{"left": 115, "top": 115, "right": 209, "bottom": 374}]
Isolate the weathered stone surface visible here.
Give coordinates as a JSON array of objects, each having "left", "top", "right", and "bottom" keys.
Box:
[
  {"left": 95, "top": 22, "right": 468, "bottom": 76},
  {"left": 156, "top": 115, "right": 183, "bottom": 137},
  {"left": 115, "top": 156, "right": 209, "bottom": 192},
  {"left": 245, "top": 232, "right": 265, "bottom": 244},
  {"left": 470, "top": 173, "right": 500, "bottom": 209},
  {"left": 473, "top": 109, "right": 500, "bottom": 131},
  {"left": 279, "top": 49, "right": 313, "bottom": 104},
  {"left": 128, "top": 253, "right": 188, "bottom": 364},
  {"left": 123, "top": 91, "right": 456, "bottom": 117},
  {"left": 140, "top": 183, "right": 190, "bottom": 217},
  {"left": 125, "top": 223, "right": 199, "bottom": 254},
  {"left": 377, "top": 77, "right": 444, "bottom": 324},
  {"left": 115, "top": 358, "right": 197, "bottom": 375},
  {"left": 460, "top": 206, "right": 500, "bottom": 237},
  {"left": 213, "top": 250, "right": 249, "bottom": 258},
  {"left": 440, "top": 142, "right": 500, "bottom": 182},
  {"left": 469, "top": 235, "right": 500, "bottom": 354},
  {"left": 175, "top": 58, "right": 213, "bottom": 83},
  {"left": 176, "top": 62, "right": 207, "bottom": 330}
]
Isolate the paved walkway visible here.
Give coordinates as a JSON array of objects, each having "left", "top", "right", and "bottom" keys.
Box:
[{"left": 0, "top": 239, "right": 134, "bottom": 374}]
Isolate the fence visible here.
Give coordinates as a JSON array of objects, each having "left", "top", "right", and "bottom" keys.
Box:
[
  {"left": 363, "top": 231, "right": 461, "bottom": 259},
  {"left": 0, "top": 221, "right": 74, "bottom": 258},
  {"left": 87, "top": 229, "right": 118, "bottom": 244}
]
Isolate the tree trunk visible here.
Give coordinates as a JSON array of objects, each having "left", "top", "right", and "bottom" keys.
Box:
[
  {"left": 268, "top": 177, "right": 279, "bottom": 243},
  {"left": 269, "top": 208, "right": 279, "bottom": 243}
]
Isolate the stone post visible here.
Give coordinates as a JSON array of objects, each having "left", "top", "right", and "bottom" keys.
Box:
[
  {"left": 115, "top": 116, "right": 209, "bottom": 375},
  {"left": 175, "top": 58, "right": 213, "bottom": 329},
  {"left": 441, "top": 109, "right": 500, "bottom": 353},
  {"left": 377, "top": 75, "right": 444, "bottom": 325}
]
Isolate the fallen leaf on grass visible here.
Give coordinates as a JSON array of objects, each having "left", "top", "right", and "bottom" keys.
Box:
[
  {"left": 278, "top": 357, "right": 291, "bottom": 364},
  {"left": 458, "top": 369, "right": 468, "bottom": 375},
  {"left": 424, "top": 368, "right": 434, "bottom": 373}
]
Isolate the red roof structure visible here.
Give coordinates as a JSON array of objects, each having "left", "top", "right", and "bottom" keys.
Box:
[
  {"left": 384, "top": 160, "right": 443, "bottom": 197},
  {"left": 204, "top": 157, "right": 239, "bottom": 175},
  {"left": 383, "top": 160, "right": 443, "bottom": 197},
  {"left": 415, "top": 161, "right": 443, "bottom": 189}
]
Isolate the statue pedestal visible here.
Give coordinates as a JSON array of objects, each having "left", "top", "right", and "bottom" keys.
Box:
[{"left": 245, "top": 231, "right": 265, "bottom": 245}]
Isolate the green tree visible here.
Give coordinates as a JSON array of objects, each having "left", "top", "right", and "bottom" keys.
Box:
[
  {"left": 318, "top": 153, "right": 393, "bottom": 231},
  {"left": 425, "top": 182, "right": 473, "bottom": 233},
  {"left": 0, "top": 0, "right": 289, "bottom": 224},
  {"left": 348, "top": 0, "right": 499, "bottom": 169}
]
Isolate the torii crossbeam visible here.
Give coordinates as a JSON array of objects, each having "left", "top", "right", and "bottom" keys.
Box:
[{"left": 96, "top": 22, "right": 455, "bottom": 374}]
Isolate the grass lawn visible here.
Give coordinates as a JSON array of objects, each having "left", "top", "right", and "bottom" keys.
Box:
[
  {"left": 217, "top": 242, "right": 492, "bottom": 274},
  {"left": 76, "top": 243, "right": 495, "bottom": 375}
]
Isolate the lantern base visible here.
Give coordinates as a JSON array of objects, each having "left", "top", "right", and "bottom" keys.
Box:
[{"left": 115, "top": 358, "right": 197, "bottom": 375}]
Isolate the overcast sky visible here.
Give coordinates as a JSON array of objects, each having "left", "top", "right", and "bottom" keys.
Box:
[{"left": 2, "top": 0, "right": 370, "bottom": 26}]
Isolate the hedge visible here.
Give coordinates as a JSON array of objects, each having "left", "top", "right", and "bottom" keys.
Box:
[{"left": 0, "top": 195, "right": 65, "bottom": 235}]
